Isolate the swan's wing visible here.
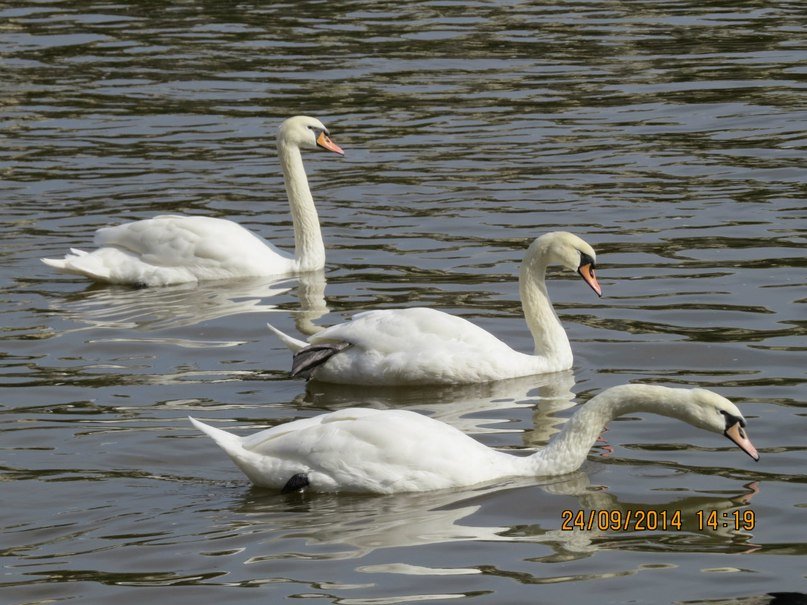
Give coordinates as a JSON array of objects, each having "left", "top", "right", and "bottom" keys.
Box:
[
  {"left": 299, "top": 308, "right": 537, "bottom": 384},
  {"left": 241, "top": 408, "right": 507, "bottom": 492},
  {"left": 239, "top": 408, "right": 388, "bottom": 468},
  {"left": 95, "top": 216, "right": 288, "bottom": 267},
  {"left": 308, "top": 307, "right": 514, "bottom": 354},
  {"left": 241, "top": 408, "right": 389, "bottom": 453},
  {"left": 239, "top": 411, "right": 339, "bottom": 452}
]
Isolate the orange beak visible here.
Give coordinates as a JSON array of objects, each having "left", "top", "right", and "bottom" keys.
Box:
[
  {"left": 316, "top": 131, "right": 344, "bottom": 156},
  {"left": 578, "top": 263, "right": 602, "bottom": 297},
  {"left": 724, "top": 422, "right": 759, "bottom": 461}
]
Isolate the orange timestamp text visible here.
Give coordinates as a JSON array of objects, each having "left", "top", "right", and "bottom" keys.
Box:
[{"left": 560, "top": 509, "right": 756, "bottom": 532}]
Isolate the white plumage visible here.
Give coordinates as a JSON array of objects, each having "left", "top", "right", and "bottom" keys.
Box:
[
  {"left": 189, "top": 384, "right": 759, "bottom": 494},
  {"left": 42, "top": 116, "right": 343, "bottom": 286},
  {"left": 267, "top": 231, "right": 603, "bottom": 385},
  {"left": 192, "top": 408, "right": 517, "bottom": 493}
]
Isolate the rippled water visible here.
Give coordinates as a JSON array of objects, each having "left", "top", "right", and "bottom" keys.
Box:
[{"left": 2, "top": 1, "right": 805, "bottom": 603}]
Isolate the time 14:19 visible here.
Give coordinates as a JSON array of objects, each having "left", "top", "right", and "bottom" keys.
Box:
[{"left": 696, "top": 509, "right": 755, "bottom": 531}]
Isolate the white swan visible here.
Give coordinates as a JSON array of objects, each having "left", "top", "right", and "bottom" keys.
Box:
[
  {"left": 267, "top": 231, "right": 602, "bottom": 385},
  {"left": 189, "top": 384, "right": 759, "bottom": 494},
  {"left": 41, "top": 116, "right": 344, "bottom": 286}
]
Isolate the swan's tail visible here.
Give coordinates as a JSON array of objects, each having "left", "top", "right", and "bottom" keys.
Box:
[
  {"left": 189, "top": 416, "right": 243, "bottom": 454},
  {"left": 266, "top": 323, "right": 309, "bottom": 352},
  {"left": 41, "top": 249, "right": 113, "bottom": 281},
  {"left": 189, "top": 417, "right": 272, "bottom": 486}
]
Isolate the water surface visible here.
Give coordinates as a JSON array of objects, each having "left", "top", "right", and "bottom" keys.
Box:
[{"left": 1, "top": 1, "right": 805, "bottom": 603}]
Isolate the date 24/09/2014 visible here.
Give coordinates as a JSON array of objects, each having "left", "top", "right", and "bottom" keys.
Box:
[{"left": 560, "top": 509, "right": 756, "bottom": 532}]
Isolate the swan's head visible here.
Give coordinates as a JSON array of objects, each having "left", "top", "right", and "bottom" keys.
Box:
[
  {"left": 684, "top": 388, "right": 759, "bottom": 460},
  {"left": 597, "top": 384, "right": 759, "bottom": 462},
  {"left": 531, "top": 231, "right": 602, "bottom": 297},
  {"left": 278, "top": 115, "right": 344, "bottom": 156}
]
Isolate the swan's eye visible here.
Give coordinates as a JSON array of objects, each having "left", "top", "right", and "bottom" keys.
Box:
[
  {"left": 579, "top": 252, "right": 596, "bottom": 270},
  {"left": 720, "top": 410, "right": 746, "bottom": 430}
]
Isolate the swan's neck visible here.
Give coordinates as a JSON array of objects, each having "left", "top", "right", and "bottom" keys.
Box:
[
  {"left": 278, "top": 141, "right": 324, "bottom": 271},
  {"left": 528, "top": 386, "right": 695, "bottom": 475},
  {"left": 519, "top": 249, "right": 572, "bottom": 369}
]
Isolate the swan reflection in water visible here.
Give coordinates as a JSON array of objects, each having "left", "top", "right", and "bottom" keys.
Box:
[
  {"left": 295, "top": 370, "right": 577, "bottom": 437},
  {"left": 50, "top": 271, "right": 328, "bottom": 334},
  {"left": 223, "top": 477, "right": 760, "bottom": 564}
]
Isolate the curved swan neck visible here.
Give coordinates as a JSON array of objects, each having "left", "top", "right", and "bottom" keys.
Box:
[
  {"left": 277, "top": 140, "right": 325, "bottom": 271},
  {"left": 518, "top": 242, "right": 572, "bottom": 367},
  {"left": 529, "top": 385, "right": 696, "bottom": 475}
]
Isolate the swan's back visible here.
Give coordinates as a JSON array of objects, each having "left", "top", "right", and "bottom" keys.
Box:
[
  {"left": 304, "top": 308, "right": 543, "bottom": 384},
  {"left": 309, "top": 308, "right": 510, "bottom": 351},
  {"left": 44, "top": 216, "right": 293, "bottom": 286},
  {"left": 97, "top": 216, "right": 290, "bottom": 275},
  {"left": 200, "top": 407, "right": 520, "bottom": 493},
  {"left": 97, "top": 215, "right": 284, "bottom": 257}
]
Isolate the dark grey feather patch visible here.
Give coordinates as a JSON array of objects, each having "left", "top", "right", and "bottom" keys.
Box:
[{"left": 291, "top": 342, "right": 351, "bottom": 379}]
